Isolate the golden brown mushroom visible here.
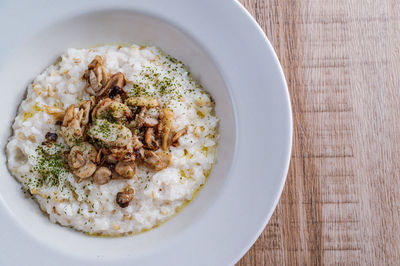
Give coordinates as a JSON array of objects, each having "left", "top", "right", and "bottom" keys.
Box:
[
  {"left": 144, "top": 127, "right": 159, "bottom": 150},
  {"left": 115, "top": 161, "right": 136, "bottom": 179},
  {"left": 83, "top": 55, "right": 108, "bottom": 95},
  {"left": 73, "top": 162, "right": 97, "bottom": 180},
  {"left": 92, "top": 98, "right": 132, "bottom": 121},
  {"left": 143, "top": 150, "right": 170, "bottom": 171},
  {"left": 93, "top": 167, "right": 112, "bottom": 185},
  {"left": 78, "top": 100, "right": 91, "bottom": 126},
  {"left": 171, "top": 127, "right": 188, "bottom": 147},
  {"left": 87, "top": 119, "right": 132, "bottom": 147},
  {"left": 44, "top": 106, "right": 65, "bottom": 122},
  {"left": 110, "top": 142, "right": 135, "bottom": 162},
  {"left": 116, "top": 187, "right": 134, "bottom": 208},
  {"left": 68, "top": 143, "right": 97, "bottom": 181},
  {"left": 135, "top": 107, "right": 147, "bottom": 128},
  {"left": 62, "top": 105, "right": 75, "bottom": 127},
  {"left": 60, "top": 103, "right": 91, "bottom": 146},
  {"left": 97, "top": 72, "right": 125, "bottom": 98},
  {"left": 160, "top": 108, "right": 174, "bottom": 151},
  {"left": 132, "top": 134, "right": 144, "bottom": 150}
]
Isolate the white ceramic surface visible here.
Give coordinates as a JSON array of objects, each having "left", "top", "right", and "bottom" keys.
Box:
[{"left": 0, "top": 0, "right": 292, "bottom": 265}]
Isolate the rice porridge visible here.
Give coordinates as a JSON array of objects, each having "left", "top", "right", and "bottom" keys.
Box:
[{"left": 6, "top": 44, "right": 218, "bottom": 235}]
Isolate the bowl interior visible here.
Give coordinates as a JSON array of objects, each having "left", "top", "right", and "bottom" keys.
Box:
[{"left": 0, "top": 10, "right": 235, "bottom": 258}]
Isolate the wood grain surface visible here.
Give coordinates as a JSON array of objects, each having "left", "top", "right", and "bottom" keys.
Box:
[{"left": 237, "top": 0, "right": 400, "bottom": 265}]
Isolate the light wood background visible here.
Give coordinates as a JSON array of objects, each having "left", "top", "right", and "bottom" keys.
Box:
[{"left": 237, "top": 0, "right": 400, "bottom": 265}]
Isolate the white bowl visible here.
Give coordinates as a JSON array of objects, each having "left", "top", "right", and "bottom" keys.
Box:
[{"left": 0, "top": 1, "right": 292, "bottom": 265}]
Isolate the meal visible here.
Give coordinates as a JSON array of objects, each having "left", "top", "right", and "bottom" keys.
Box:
[{"left": 6, "top": 44, "right": 218, "bottom": 235}]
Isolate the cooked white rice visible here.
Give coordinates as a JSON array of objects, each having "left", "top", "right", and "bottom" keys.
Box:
[{"left": 6, "top": 44, "right": 218, "bottom": 235}]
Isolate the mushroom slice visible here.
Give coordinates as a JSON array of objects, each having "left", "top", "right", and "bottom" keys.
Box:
[
  {"left": 72, "top": 109, "right": 84, "bottom": 135},
  {"left": 90, "top": 96, "right": 97, "bottom": 106},
  {"left": 161, "top": 108, "right": 174, "bottom": 128},
  {"left": 143, "top": 150, "right": 171, "bottom": 171},
  {"left": 93, "top": 98, "right": 132, "bottom": 120},
  {"left": 44, "top": 106, "right": 65, "bottom": 122},
  {"left": 61, "top": 103, "right": 92, "bottom": 146},
  {"left": 74, "top": 161, "right": 97, "bottom": 181},
  {"left": 97, "top": 72, "right": 126, "bottom": 98},
  {"left": 160, "top": 108, "right": 174, "bottom": 151},
  {"left": 78, "top": 100, "right": 91, "bottom": 126},
  {"left": 93, "top": 167, "right": 112, "bottom": 185},
  {"left": 111, "top": 143, "right": 135, "bottom": 162},
  {"left": 161, "top": 127, "right": 171, "bottom": 151},
  {"left": 68, "top": 143, "right": 97, "bottom": 166},
  {"left": 62, "top": 105, "right": 75, "bottom": 127},
  {"left": 84, "top": 55, "right": 108, "bottom": 95},
  {"left": 126, "top": 96, "right": 159, "bottom": 108},
  {"left": 115, "top": 161, "right": 136, "bottom": 179},
  {"left": 88, "top": 119, "right": 132, "bottom": 147},
  {"left": 61, "top": 109, "right": 84, "bottom": 146},
  {"left": 90, "top": 99, "right": 102, "bottom": 121},
  {"left": 95, "top": 148, "right": 103, "bottom": 164},
  {"left": 69, "top": 150, "right": 85, "bottom": 169},
  {"left": 68, "top": 143, "right": 97, "bottom": 181},
  {"left": 105, "top": 154, "right": 118, "bottom": 164},
  {"left": 135, "top": 148, "right": 145, "bottom": 160},
  {"left": 171, "top": 127, "right": 188, "bottom": 147},
  {"left": 144, "top": 127, "right": 159, "bottom": 150},
  {"left": 132, "top": 134, "right": 143, "bottom": 150},
  {"left": 116, "top": 187, "right": 134, "bottom": 208},
  {"left": 135, "top": 107, "right": 147, "bottom": 128}
]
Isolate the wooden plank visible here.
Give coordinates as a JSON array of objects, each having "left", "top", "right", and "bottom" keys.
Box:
[{"left": 237, "top": 0, "right": 400, "bottom": 265}]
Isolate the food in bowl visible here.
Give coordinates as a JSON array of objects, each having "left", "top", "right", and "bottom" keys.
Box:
[{"left": 6, "top": 44, "right": 218, "bottom": 236}]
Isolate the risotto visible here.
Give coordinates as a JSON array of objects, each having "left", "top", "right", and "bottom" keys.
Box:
[{"left": 6, "top": 44, "right": 218, "bottom": 235}]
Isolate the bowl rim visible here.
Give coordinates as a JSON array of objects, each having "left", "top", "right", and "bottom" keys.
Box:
[{"left": 231, "top": 2, "right": 293, "bottom": 263}]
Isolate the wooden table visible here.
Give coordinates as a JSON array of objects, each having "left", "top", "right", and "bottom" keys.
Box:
[{"left": 237, "top": 0, "right": 400, "bottom": 265}]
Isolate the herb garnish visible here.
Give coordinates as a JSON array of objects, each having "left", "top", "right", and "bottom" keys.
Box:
[{"left": 30, "top": 143, "right": 70, "bottom": 187}]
